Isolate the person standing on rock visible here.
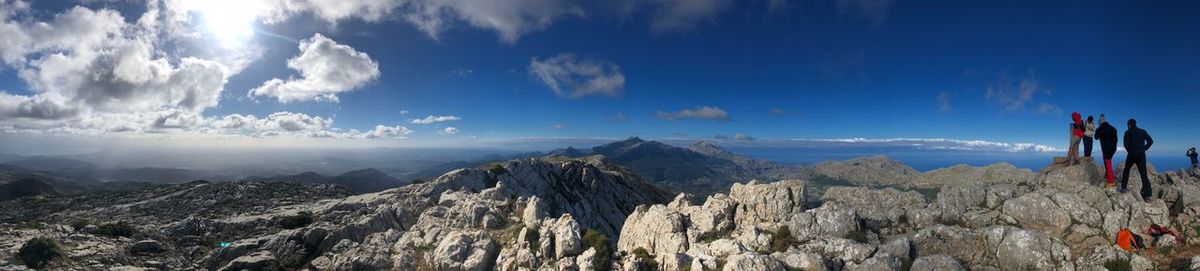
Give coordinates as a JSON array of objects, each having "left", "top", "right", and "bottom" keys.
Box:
[
  {"left": 1094, "top": 115, "right": 1119, "bottom": 188},
  {"left": 1083, "top": 116, "right": 1096, "bottom": 158},
  {"left": 1067, "top": 112, "right": 1085, "bottom": 165},
  {"left": 1187, "top": 147, "right": 1198, "bottom": 170},
  {"left": 1120, "top": 118, "right": 1154, "bottom": 203}
]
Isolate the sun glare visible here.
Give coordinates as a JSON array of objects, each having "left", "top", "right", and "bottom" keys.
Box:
[{"left": 184, "top": 0, "right": 264, "bottom": 48}]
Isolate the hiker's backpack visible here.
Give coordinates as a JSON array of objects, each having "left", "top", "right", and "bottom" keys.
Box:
[{"left": 1115, "top": 228, "right": 1146, "bottom": 252}]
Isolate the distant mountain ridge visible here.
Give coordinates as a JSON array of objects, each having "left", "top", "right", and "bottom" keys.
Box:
[{"left": 245, "top": 168, "right": 405, "bottom": 193}]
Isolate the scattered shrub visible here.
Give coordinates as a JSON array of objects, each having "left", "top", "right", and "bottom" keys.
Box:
[
  {"left": 276, "top": 211, "right": 315, "bottom": 229},
  {"left": 18, "top": 237, "right": 63, "bottom": 269},
  {"left": 67, "top": 219, "right": 90, "bottom": 232},
  {"left": 769, "top": 225, "right": 795, "bottom": 253},
  {"left": 410, "top": 179, "right": 427, "bottom": 184},
  {"left": 582, "top": 229, "right": 612, "bottom": 271},
  {"left": 631, "top": 247, "right": 658, "bottom": 271},
  {"left": 1103, "top": 258, "right": 1132, "bottom": 271},
  {"left": 94, "top": 222, "right": 138, "bottom": 238}
]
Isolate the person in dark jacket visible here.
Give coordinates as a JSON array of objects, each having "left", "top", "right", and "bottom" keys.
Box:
[
  {"left": 1094, "top": 115, "right": 1119, "bottom": 188},
  {"left": 1120, "top": 118, "right": 1154, "bottom": 203},
  {"left": 1188, "top": 147, "right": 1198, "bottom": 170}
]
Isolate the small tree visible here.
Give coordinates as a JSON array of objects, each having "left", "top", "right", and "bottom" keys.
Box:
[{"left": 18, "top": 237, "right": 63, "bottom": 269}]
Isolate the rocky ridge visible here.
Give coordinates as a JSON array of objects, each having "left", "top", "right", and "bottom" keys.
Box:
[{"left": 3, "top": 156, "right": 1200, "bottom": 270}]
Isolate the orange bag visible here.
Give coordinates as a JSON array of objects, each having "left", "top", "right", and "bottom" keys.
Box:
[
  {"left": 1115, "top": 228, "right": 1145, "bottom": 251},
  {"left": 1115, "top": 228, "right": 1135, "bottom": 251}
]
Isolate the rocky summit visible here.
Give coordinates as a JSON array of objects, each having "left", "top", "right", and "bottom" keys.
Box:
[{"left": 3, "top": 156, "right": 1200, "bottom": 270}]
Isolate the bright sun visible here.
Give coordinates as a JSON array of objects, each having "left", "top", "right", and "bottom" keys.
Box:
[{"left": 183, "top": 0, "right": 264, "bottom": 48}]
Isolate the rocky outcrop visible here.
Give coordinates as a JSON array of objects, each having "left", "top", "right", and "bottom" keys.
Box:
[{"left": 609, "top": 159, "right": 1200, "bottom": 271}]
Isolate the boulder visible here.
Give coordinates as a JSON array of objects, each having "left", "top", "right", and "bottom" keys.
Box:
[
  {"left": 1001, "top": 193, "right": 1072, "bottom": 236},
  {"left": 616, "top": 205, "right": 689, "bottom": 257},
  {"left": 730, "top": 180, "right": 807, "bottom": 228},
  {"left": 984, "top": 226, "right": 1074, "bottom": 271},
  {"left": 555, "top": 214, "right": 584, "bottom": 259},
  {"left": 770, "top": 252, "right": 827, "bottom": 271},
  {"left": 821, "top": 186, "right": 926, "bottom": 229},
  {"left": 431, "top": 231, "right": 499, "bottom": 271}
]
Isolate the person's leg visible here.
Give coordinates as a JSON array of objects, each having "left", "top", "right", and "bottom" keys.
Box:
[
  {"left": 1121, "top": 157, "right": 1134, "bottom": 191},
  {"left": 1104, "top": 158, "right": 1115, "bottom": 185},
  {"left": 1084, "top": 138, "right": 1093, "bottom": 157},
  {"left": 1136, "top": 154, "right": 1151, "bottom": 200}
]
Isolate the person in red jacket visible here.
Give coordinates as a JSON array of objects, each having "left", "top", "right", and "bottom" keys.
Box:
[{"left": 1067, "top": 112, "right": 1084, "bottom": 165}]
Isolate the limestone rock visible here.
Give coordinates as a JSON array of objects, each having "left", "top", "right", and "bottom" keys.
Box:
[
  {"left": 730, "top": 180, "right": 807, "bottom": 228},
  {"left": 1001, "top": 193, "right": 1072, "bottom": 236},
  {"left": 910, "top": 254, "right": 967, "bottom": 271},
  {"left": 554, "top": 214, "right": 584, "bottom": 259},
  {"left": 723, "top": 253, "right": 785, "bottom": 271},
  {"left": 431, "top": 231, "right": 499, "bottom": 271}
]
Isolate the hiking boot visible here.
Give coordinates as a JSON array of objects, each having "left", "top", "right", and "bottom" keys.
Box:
[
  {"left": 1144, "top": 198, "right": 1153, "bottom": 204},
  {"left": 1116, "top": 188, "right": 1128, "bottom": 193}
]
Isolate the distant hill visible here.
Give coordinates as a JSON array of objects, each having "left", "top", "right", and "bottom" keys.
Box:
[
  {"left": 98, "top": 167, "right": 235, "bottom": 183},
  {"left": 2, "top": 157, "right": 98, "bottom": 178},
  {"left": 0, "top": 178, "right": 60, "bottom": 201},
  {"left": 587, "top": 137, "right": 789, "bottom": 194},
  {"left": 246, "top": 168, "right": 405, "bottom": 193}
]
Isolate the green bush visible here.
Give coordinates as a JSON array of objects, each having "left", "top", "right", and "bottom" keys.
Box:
[
  {"left": 276, "top": 211, "right": 315, "bottom": 229},
  {"left": 1103, "top": 258, "right": 1132, "bottom": 271},
  {"left": 581, "top": 229, "right": 611, "bottom": 271},
  {"left": 631, "top": 247, "right": 658, "bottom": 271},
  {"left": 769, "top": 225, "right": 795, "bottom": 253},
  {"left": 94, "top": 222, "right": 137, "bottom": 238},
  {"left": 18, "top": 237, "right": 63, "bottom": 269}
]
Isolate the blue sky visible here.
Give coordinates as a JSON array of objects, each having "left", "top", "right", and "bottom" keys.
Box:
[{"left": 0, "top": 0, "right": 1197, "bottom": 154}]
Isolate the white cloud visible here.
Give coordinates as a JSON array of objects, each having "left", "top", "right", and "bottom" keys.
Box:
[
  {"left": 411, "top": 115, "right": 461, "bottom": 124},
  {"left": 986, "top": 70, "right": 1054, "bottom": 113},
  {"left": 0, "top": 5, "right": 231, "bottom": 133},
  {"left": 362, "top": 124, "right": 414, "bottom": 139},
  {"left": 608, "top": 113, "right": 628, "bottom": 122},
  {"left": 937, "top": 91, "right": 952, "bottom": 112},
  {"left": 0, "top": 3, "right": 407, "bottom": 140},
  {"left": 647, "top": 0, "right": 733, "bottom": 33},
  {"left": 766, "top": 137, "right": 1062, "bottom": 153},
  {"left": 529, "top": 53, "right": 625, "bottom": 98},
  {"left": 249, "top": 33, "right": 380, "bottom": 103},
  {"left": 401, "top": 0, "right": 585, "bottom": 43},
  {"left": 440, "top": 126, "right": 459, "bottom": 135},
  {"left": 257, "top": 0, "right": 583, "bottom": 43},
  {"left": 656, "top": 106, "right": 731, "bottom": 122}
]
